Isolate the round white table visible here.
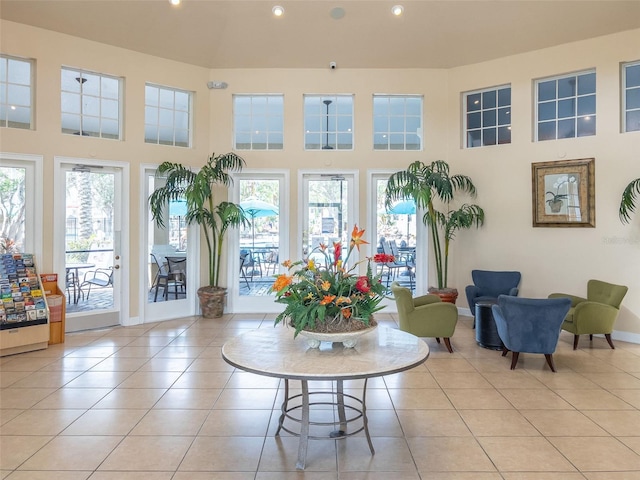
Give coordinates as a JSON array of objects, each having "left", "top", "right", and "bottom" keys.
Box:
[{"left": 221, "top": 325, "right": 429, "bottom": 469}]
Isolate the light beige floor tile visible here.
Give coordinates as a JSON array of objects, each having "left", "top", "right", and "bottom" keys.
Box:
[
  {"left": 199, "top": 409, "right": 273, "bottom": 436},
  {"left": 459, "top": 409, "right": 540, "bottom": 436},
  {"left": 426, "top": 358, "right": 477, "bottom": 373},
  {"left": 1, "top": 409, "right": 84, "bottom": 435},
  {"left": 153, "top": 387, "right": 222, "bottom": 409},
  {"left": 32, "top": 388, "right": 111, "bottom": 409},
  {"left": 93, "top": 388, "right": 166, "bottom": 409},
  {"left": 226, "top": 371, "right": 281, "bottom": 388},
  {"left": 0, "top": 409, "right": 24, "bottom": 426},
  {"left": 9, "top": 372, "right": 82, "bottom": 391},
  {"left": 387, "top": 388, "right": 453, "bottom": 409},
  {"left": 477, "top": 436, "right": 577, "bottom": 472},
  {"left": 83, "top": 472, "right": 173, "bottom": 480},
  {"left": 431, "top": 372, "right": 494, "bottom": 389},
  {"left": 444, "top": 388, "right": 513, "bottom": 409},
  {"left": 584, "top": 473, "right": 640, "bottom": 480},
  {"left": 500, "top": 388, "right": 574, "bottom": 410},
  {"left": 171, "top": 371, "right": 233, "bottom": 389},
  {"left": 482, "top": 371, "right": 547, "bottom": 389},
  {"left": 501, "top": 474, "right": 586, "bottom": 480},
  {"left": 0, "top": 436, "right": 53, "bottom": 470},
  {"left": 344, "top": 387, "right": 393, "bottom": 409},
  {"left": 408, "top": 437, "right": 496, "bottom": 472},
  {"left": 527, "top": 371, "right": 600, "bottom": 389},
  {"left": 383, "top": 371, "right": 439, "bottom": 388},
  {"left": 98, "top": 436, "right": 193, "bottom": 471},
  {"left": 136, "top": 357, "right": 195, "bottom": 372},
  {"left": 520, "top": 409, "right": 609, "bottom": 436},
  {"left": 0, "top": 357, "right": 58, "bottom": 372},
  {"left": 108, "top": 346, "right": 165, "bottom": 357},
  {"left": 63, "top": 371, "right": 132, "bottom": 389},
  {"left": 176, "top": 473, "right": 256, "bottom": 480},
  {"left": 583, "top": 411, "right": 640, "bottom": 436},
  {"left": 397, "top": 409, "right": 471, "bottom": 437},
  {"left": 179, "top": 436, "right": 265, "bottom": 471},
  {"left": 416, "top": 474, "right": 503, "bottom": 480},
  {"left": 19, "top": 436, "right": 123, "bottom": 470},
  {"left": 0, "top": 371, "right": 32, "bottom": 388},
  {"left": 184, "top": 357, "right": 235, "bottom": 372},
  {"left": 337, "top": 437, "right": 416, "bottom": 472},
  {"left": 4, "top": 471, "right": 91, "bottom": 480},
  {"left": 619, "top": 437, "right": 640, "bottom": 455},
  {"left": 0, "top": 388, "right": 57, "bottom": 409},
  {"left": 154, "top": 345, "right": 206, "bottom": 358},
  {"left": 361, "top": 409, "right": 405, "bottom": 437},
  {"left": 551, "top": 436, "right": 640, "bottom": 471},
  {"left": 555, "top": 389, "right": 636, "bottom": 410},
  {"left": 89, "top": 356, "right": 150, "bottom": 372},
  {"left": 62, "top": 409, "right": 147, "bottom": 435},
  {"left": 115, "top": 370, "right": 182, "bottom": 389},
  {"left": 580, "top": 373, "right": 640, "bottom": 389},
  {"left": 609, "top": 389, "right": 640, "bottom": 409},
  {"left": 257, "top": 435, "right": 337, "bottom": 472},
  {"left": 130, "top": 409, "right": 208, "bottom": 435},
  {"left": 213, "top": 388, "right": 279, "bottom": 409}
]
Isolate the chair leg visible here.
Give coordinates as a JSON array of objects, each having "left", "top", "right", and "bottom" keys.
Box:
[
  {"left": 501, "top": 346, "right": 509, "bottom": 357},
  {"left": 544, "top": 354, "right": 557, "bottom": 372},
  {"left": 443, "top": 337, "right": 453, "bottom": 353},
  {"left": 573, "top": 335, "right": 580, "bottom": 350},
  {"left": 510, "top": 351, "right": 519, "bottom": 370},
  {"left": 589, "top": 334, "right": 593, "bottom": 341},
  {"left": 605, "top": 334, "right": 615, "bottom": 349},
  {"left": 435, "top": 337, "right": 441, "bottom": 344}
]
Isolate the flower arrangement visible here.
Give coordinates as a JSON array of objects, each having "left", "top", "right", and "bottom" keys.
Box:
[{"left": 272, "top": 225, "right": 394, "bottom": 336}]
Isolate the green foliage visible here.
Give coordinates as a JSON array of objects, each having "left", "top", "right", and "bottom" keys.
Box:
[
  {"left": 620, "top": 178, "right": 640, "bottom": 224},
  {"left": 148, "top": 152, "right": 249, "bottom": 287},
  {"left": 385, "top": 160, "right": 485, "bottom": 289}
]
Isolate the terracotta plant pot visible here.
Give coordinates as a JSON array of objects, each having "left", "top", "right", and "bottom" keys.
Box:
[
  {"left": 428, "top": 287, "right": 459, "bottom": 304},
  {"left": 197, "top": 286, "right": 227, "bottom": 318}
]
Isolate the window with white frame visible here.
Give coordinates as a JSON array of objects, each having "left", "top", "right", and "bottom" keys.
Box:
[
  {"left": 623, "top": 60, "right": 640, "bottom": 133},
  {"left": 61, "top": 67, "right": 121, "bottom": 139},
  {"left": 304, "top": 95, "right": 353, "bottom": 150},
  {"left": 233, "top": 94, "right": 283, "bottom": 150},
  {"left": 535, "top": 70, "right": 596, "bottom": 141},
  {"left": 0, "top": 55, "right": 34, "bottom": 130},
  {"left": 145, "top": 84, "right": 192, "bottom": 147},
  {"left": 464, "top": 85, "right": 511, "bottom": 147},
  {"left": 373, "top": 95, "right": 422, "bottom": 150}
]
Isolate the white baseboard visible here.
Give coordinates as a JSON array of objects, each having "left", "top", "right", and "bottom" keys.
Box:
[
  {"left": 612, "top": 330, "right": 640, "bottom": 345},
  {"left": 122, "top": 315, "right": 141, "bottom": 327}
]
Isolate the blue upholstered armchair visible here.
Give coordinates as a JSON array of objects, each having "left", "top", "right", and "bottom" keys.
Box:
[
  {"left": 492, "top": 295, "right": 571, "bottom": 372},
  {"left": 465, "top": 270, "right": 521, "bottom": 324}
]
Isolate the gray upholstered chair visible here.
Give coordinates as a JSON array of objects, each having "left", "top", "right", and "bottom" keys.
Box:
[
  {"left": 391, "top": 282, "right": 458, "bottom": 353},
  {"left": 466, "top": 270, "right": 521, "bottom": 326},
  {"left": 492, "top": 295, "right": 571, "bottom": 372}
]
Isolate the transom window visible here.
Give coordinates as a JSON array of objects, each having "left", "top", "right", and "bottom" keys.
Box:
[
  {"left": 464, "top": 85, "right": 511, "bottom": 147},
  {"left": 233, "top": 94, "right": 283, "bottom": 150},
  {"left": 304, "top": 95, "right": 353, "bottom": 150},
  {"left": 535, "top": 70, "right": 596, "bottom": 141},
  {"left": 622, "top": 60, "right": 640, "bottom": 133},
  {"left": 373, "top": 95, "right": 422, "bottom": 150},
  {"left": 145, "top": 83, "right": 192, "bottom": 147},
  {"left": 61, "top": 67, "right": 121, "bottom": 139},
  {"left": 0, "top": 55, "right": 34, "bottom": 130}
]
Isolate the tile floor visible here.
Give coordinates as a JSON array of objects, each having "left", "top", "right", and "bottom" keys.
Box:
[{"left": 1, "top": 312, "right": 640, "bottom": 479}]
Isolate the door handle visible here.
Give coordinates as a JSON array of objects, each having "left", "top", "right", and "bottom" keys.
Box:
[{"left": 113, "top": 265, "right": 120, "bottom": 269}]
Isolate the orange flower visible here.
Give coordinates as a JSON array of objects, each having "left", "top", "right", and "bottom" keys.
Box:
[
  {"left": 319, "top": 294, "right": 336, "bottom": 305},
  {"left": 350, "top": 224, "right": 369, "bottom": 251},
  {"left": 336, "top": 296, "right": 352, "bottom": 305},
  {"left": 319, "top": 243, "right": 327, "bottom": 251},
  {"left": 282, "top": 259, "right": 292, "bottom": 268},
  {"left": 272, "top": 275, "right": 293, "bottom": 292},
  {"left": 321, "top": 280, "right": 331, "bottom": 291},
  {"left": 342, "top": 308, "right": 352, "bottom": 319}
]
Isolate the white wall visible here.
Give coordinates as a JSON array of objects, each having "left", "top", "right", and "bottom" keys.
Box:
[{"left": 1, "top": 19, "right": 638, "bottom": 337}]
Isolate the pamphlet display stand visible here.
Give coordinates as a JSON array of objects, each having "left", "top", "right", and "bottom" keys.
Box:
[{"left": 41, "top": 273, "right": 65, "bottom": 345}]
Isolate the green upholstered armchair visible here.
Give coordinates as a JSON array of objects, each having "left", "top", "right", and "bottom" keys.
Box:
[
  {"left": 391, "top": 282, "right": 458, "bottom": 353},
  {"left": 549, "top": 279, "right": 628, "bottom": 350}
]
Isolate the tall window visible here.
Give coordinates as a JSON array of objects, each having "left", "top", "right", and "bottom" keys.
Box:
[
  {"left": 623, "top": 60, "right": 640, "bottom": 133},
  {"left": 304, "top": 95, "right": 353, "bottom": 150},
  {"left": 145, "top": 84, "right": 192, "bottom": 147},
  {"left": 535, "top": 70, "right": 596, "bottom": 141},
  {"left": 0, "top": 55, "right": 33, "bottom": 130},
  {"left": 61, "top": 67, "right": 121, "bottom": 139},
  {"left": 464, "top": 85, "right": 511, "bottom": 147},
  {"left": 373, "top": 95, "right": 422, "bottom": 150},
  {"left": 233, "top": 95, "right": 283, "bottom": 150}
]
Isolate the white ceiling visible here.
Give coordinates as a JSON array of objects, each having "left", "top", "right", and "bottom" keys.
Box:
[{"left": 1, "top": 0, "right": 640, "bottom": 69}]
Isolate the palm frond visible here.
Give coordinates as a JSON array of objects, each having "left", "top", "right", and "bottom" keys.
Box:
[{"left": 620, "top": 178, "right": 640, "bottom": 224}]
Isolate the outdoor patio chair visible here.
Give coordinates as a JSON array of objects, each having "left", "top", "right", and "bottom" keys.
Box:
[{"left": 79, "top": 267, "right": 113, "bottom": 300}]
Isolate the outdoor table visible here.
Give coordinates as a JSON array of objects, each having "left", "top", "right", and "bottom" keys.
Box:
[
  {"left": 65, "top": 263, "right": 95, "bottom": 304},
  {"left": 222, "top": 326, "right": 429, "bottom": 469}
]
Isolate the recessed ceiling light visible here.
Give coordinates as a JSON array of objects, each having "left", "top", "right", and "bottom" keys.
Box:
[
  {"left": 330, "top": 7, "right": 346, "bottom": 20},
  {"left": 392, "top": 5, "right": 404, "bottom": 16},
  {"left": 170, "top": 0, "right": 180, "bottom": 5},
  {"left": 272, "top": 5, "right": 284, "bottom": 17}
]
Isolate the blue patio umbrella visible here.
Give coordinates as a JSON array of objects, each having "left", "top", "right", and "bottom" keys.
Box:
[
  {"left": 240, "top": 199, "right": 279, "bottom": 249},
  {"left": 169, "top": 199, "right": 188, "bottom": 217},
  {"left": 387, "top": 199, "right": 416, "bottom": 215}
]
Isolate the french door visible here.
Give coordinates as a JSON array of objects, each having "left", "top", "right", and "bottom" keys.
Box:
[{"left": 54, "top": 157, "right": 128, "bottom": 331}]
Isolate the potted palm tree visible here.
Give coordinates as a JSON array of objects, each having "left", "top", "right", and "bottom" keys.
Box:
[
  {"left": 619, "top": 178, "right": 639, "bottom": 224},
  {"left": 385, "top": 160, "right": 485, "bottom": 303},
  {"left": 149, "top": 152, "right": 249, "bottom": 318}
]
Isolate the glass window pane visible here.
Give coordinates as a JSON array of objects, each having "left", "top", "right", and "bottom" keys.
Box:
[
  {"left": 467, "top": 112, "right": 481, "bottom": 129},
  {"left": 61, "top": 69, "right": 81, "bottom": 93},
  {"left": 497, "top": 107, "right": 510, "bottom": 125},
  {"left": 389, "top": 116, "right": 404, "bottom": 132},
  {"left": 482, "top": 110, "right": 496, "bottom": 127},
  {"left": 497, "top": 88, "right": 511, "bottom": 107},
  {"left": 175, "top": 129, "right": 189, "bottom": 147},
  {"left": 61, "top": 92, "right": 81, "bottom": 114},
  {"left": 558, "top": 118, "right": 575, "bottom": 138},
  {"left": 145, "top": 106, "right": 158, "bottom": 123},
  {"left": 82, "top": 74, "right": 100, "bottom": 96},
  {"left": 482, "top": 128, "right": 496, "bottom": 146},
  {"left": 235, "top": 132, "right": 251, "bottom": 149},
  {"left": 175, "top": 91, "right": 189, "bottom": 111},
  {"left": 158, "top": 108, "right": 173, "bottom": 127},
  {"left": 538, "top": 101, "right": 556, "bottom": 121},
  {"left": 158, "top": 126, "right": 174, "bottom": 145},
  {"left": 61, "top": 113, "right": 81, "bottom": 133},
  {"left": 497, "top": 126, "right": 511, "bottom": 144},
  {"left": 373, "top": 116, "right": 388, "bottom": 132},
  {"left": 268, "top": 115, "right": 282, "bottom": 132},
  {"left": 0, "top": 58, "right": 7, "bottom": 82},
  {"left": 558, "top": 98, "right": 575, "bottom": 118},
  {"left": 101, "top": 119, "right": 119, "bottom": 138},
  {"left": 626, "top": 110, "right": 640, "bottom": 132},
  {"left": 577, "top": 72, "right": 596, "bottom": 95},
  {"left": 268, "top": 132, "right": 283, "bottom": 148},
  {"left": 626, "top": 88, "right": 640, "bottom": 110},
  {"left": 405, "top": 98, "right": 421, "bottom": 115},
  {"left": 337, "top": 116, "right": 352, "bottom": 132},
  {"left": 101, "top": 98, "right": 119, "bottom": 119},
  {"left": 467, "top": 130, "right": 481, "bottom": 147},
  {"left": 7, "top": 105, "right": 30, "bottom": 128},
  {"left": 145, "top": 124, "right": 158, "bottom": 143},
  {"left": 405, "top": 134, "right": 420, "bottom": 150},
  {"left": 538, "top": 121, "right": 556, "bottom": 141},
  {"left": 389, "top": 97, "right": 404, "bottom": 115},
  {"left": 252, "top": 116, "right": 267, "bottom": 132},
  {"left": 101, "top": 76, "right": 119, "bottom": 99},
  {"left": 482, "top": 90, "right": 496, "bottom": 109},
  {"left": 467, "top": 93, "right": 481, "bottom": 111},
  {"left": 83, "top": 116, "right": 100, "bottom": 136},
  {"left": 626, "top": 64, "right": 640, "bottom": 88},
  {"left": 175, "top": 110, "right": 189, "bottom": 130},
  {"left": 373, "top": 133, "right": 387, "bottom": 149},
  {"left": 578, "top": 95, "right": 596, "bottom": 116},
  {"left": 389, "top": 133, "right": 404, "bottom": 148},
  {"left": 84, "top": 96, "right": 100, "bottom": 116},
  {"left": 538, "top": 80, "right": 556, "bottom": 101},
  {"left": 305, "top": 132, "right": 321, "bottom": 149},
  {"left": 159, "top": 89, "right": 174, "bottom": 109},
  {"left": 145, "top": 86, "right": 159, "bottom": 106},
  {"left": 406, "top": 117, "right": 420, "bottom": 133},
  {"left": 235, "top": 96, "right": 251, "bottom": 114},
  {"left": 557, "top": 77, "right": 576, "bottom": 98},
  {"left": 576, "top": 116, "right": 596, "bottom": 137},
  {"left": 7, "top": 58, "right": 30, "bottom": 84},
  {"left": 373, "top": 96, "right": 388, "bottom": 115}
]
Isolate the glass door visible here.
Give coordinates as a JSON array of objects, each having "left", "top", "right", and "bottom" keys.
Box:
[{"left": 54, "top": 159, "right": 126, "bottom": 332}]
